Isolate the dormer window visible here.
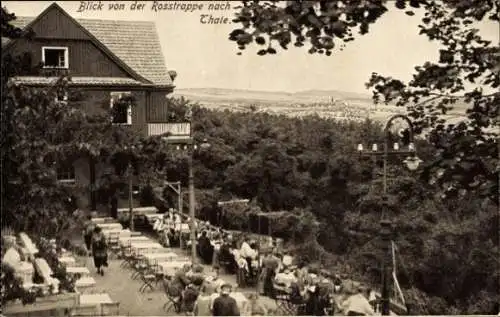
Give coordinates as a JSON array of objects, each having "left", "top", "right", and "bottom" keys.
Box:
[{"left": 42, "top": 46, "right": 69, "bottom": 69}]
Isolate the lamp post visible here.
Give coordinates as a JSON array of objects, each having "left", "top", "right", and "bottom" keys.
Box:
[
  {"left": 357, "top": 114, "right": 422, "bottom": 316},
  {"left": 128, "top": 161, "right": 134, "bottom": 231},
  {"left": 177, "top": 138, "right": 211, "bottom": 263},
  {"left": 125, "top": 144, "right": 138, "bottom": 231}
]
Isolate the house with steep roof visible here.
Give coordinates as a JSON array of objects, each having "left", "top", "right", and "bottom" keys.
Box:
[{"left": 2, "top": 2, "right": 189, "bottom": 210}]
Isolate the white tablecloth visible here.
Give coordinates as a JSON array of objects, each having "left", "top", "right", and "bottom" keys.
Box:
[
  {"left": 75, "top": 276, "right": 96, "bottom": 289},
  {"left": 130, "top": 242, "right": 163, "bottom": 255},
  {"left": 158, "top": 260, "right": 192, "bottom": 276},
  {"left": 145, "top": 214, "right": 162, "bottom": 224},
  {"left": 142, "top": 252, "right": 178, "bottom": 265},
  {"left": 175, "top": 223, "right": 190, "bottom": 233},
  {"left": 119, "top": 236, "right": 150, "bottom": 247},
  {"left": 98, "top": 223, "right": 123, "bottom": 230},
  {"left": 59, "top": 256, "right": 77, "bottom": 267},
  {"left": 66, "top": 266, "right": 90, "bottom": 276},
  {"left": 79, "top": 293, "right": 113, "bottom": 305},
  {"left": 91, "top": 217, "right": 114, "bottom": 224}
]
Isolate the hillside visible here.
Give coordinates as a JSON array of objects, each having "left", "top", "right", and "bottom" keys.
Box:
[{"left": 172, "top": 88, "right": 468, "bottom": 123}]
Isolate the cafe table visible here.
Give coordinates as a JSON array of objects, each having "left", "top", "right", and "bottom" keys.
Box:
[
  {"left": 91, "top": 217, "right": 114, "bottom": 224},
  {"left": 58, "top": 256, "right": 77, "bottom": 267},
  {"left": 66, "top": 266, "right": 90, "bottom": 276},
  {"left": 75, "top": 276, "right": 96, "bottom": 292},
  {"left": 98, "top": 223, "right": 123, "bottom": 231},
  {"left": 130, "top": 241, "right": 163, "bottom": 255},
  {"left": 158, "top": 260, "right": 192, "bottom": 277},
  {"left": 79, "top": 293, "right": 114, "bottom": 315},
  {"left": 142, "top": 252, "right": 178, "bottom": 266},
  {"left": 79, "top": 293, "right": 113, "bottom": 304},
  {"left": 119, "top": 236, "right": 150, "bottom": 247}
]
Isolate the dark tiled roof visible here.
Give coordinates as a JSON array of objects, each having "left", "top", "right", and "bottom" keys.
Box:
[
  {"left": 11, "top": 76, "right": 144, "bottom": 86},
  {"left": 4, "top": 17, "right": 172, "bottom": 86}
]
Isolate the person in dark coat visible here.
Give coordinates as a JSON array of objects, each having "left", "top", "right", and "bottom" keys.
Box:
[
  {"left": 212, "top": 283, "right": 240, "bottom": 316},
  {"left": 198, "top": 231, "right": 214, "bottom": 264},
  {"left": 91, "top": 226, "right": 108, "bottom": 275},
  {"left": 181, "top": 282, "right": 201, "bottom": 313}
]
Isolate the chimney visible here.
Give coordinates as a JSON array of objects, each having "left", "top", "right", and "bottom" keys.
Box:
[{"left": 168, "top": 70, "right": 177, "bottom": 82}]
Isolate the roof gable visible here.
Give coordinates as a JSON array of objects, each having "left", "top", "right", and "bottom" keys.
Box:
[{"left": 3, "top": 3, "right": 173, "bottom": 87}]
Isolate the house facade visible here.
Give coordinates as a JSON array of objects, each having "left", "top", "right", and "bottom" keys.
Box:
[{"left": 3, "top": 2, "right": 190, "bottom": 210}]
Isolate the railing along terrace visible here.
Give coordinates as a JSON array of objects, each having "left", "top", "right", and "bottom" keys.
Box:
[{"left": 147, "top": 122, "right": 191, "bottom": 139}]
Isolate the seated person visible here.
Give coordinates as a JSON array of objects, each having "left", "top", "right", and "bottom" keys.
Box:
[
  {"left": 332, "top": 273, "right": 342, "bottom": 293},
  {"left": 290, "top": 276, "right": 307, "bottom": 305},
  {"left": 181, "top": 280, "right": 202, "bottom": 313},
  {"left": 170, "top": 264, "right": 192, "bottom": 297},
  {"left": 219, "top": 242, "right": 237, "bottom": 274},
  {"left": 197, "top": 231, "right": 214, "bottom": 265},
  {"left": 190, "top": 265, "right": 206, "bottom": 287},
  {"left": 167, "top": 228, "right": 180, "bottom": 247},
  {"left": 304, "top": 284, "right": 330, "bottom": 316},
  {"left": 282, "top": 252, "right": 293, "bottom": 269},
  {"left": 340, "top": 286, "right": 375, "bottom": 316},
  {"left": 153, "top": 217, "right": 164, "bottom": 232},
  {"left": 240, "top": 237, "right": 258, "bottom": 277}
]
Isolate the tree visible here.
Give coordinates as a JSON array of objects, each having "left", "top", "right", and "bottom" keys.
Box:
[{"left": 230, "top": 0, "right": 499, "bottom": 204}]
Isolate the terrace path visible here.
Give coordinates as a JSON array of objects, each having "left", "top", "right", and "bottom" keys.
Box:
[{"left": 73, "top": 234, "right": 278, "bottom": 316}]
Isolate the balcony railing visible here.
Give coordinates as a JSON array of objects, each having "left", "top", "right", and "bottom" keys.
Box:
[{"left": 147, "top": 122, "right": 191, "bottom": 141}]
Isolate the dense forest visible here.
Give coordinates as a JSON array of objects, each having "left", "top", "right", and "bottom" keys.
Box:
[{"left": 155, "top": 99, "right": 499, "bottom": 315}]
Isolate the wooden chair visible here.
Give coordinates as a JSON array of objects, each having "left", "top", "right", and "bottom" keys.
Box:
[
  {"left": 107, "top": 232, "right": 121, "bottom": 259},
  {"left": 162, "top": 279, "right": 181, "bottom": 313},
  {"left": 120, "top": 245, "right": 135, "bottom": 269},
  {"left": 132, "top": 257, "right": 149, "bottom": 280},
  {"left": 274, "top": 291, "right": 304, "bottom": 316},
  {"left": 138, "top": 264, "right": 158, "bottom": 293}
]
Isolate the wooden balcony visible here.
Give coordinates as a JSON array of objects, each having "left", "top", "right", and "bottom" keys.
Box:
[{"left": 147, "top": 122, "right": 191, "bottom": 142}]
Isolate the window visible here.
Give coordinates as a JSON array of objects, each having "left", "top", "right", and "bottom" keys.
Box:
[
  {"left": 57, "top": 162, "right": 75, "bottom": 183},
  {"left": 42, "top": 46, "right": 69, "bottom": 68},
  {"left": 110, "top": 92, "right": 132, "bottom": 125}
]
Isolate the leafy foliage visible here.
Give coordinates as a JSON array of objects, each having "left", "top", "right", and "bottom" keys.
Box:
[
  {"left": 227, "top": 3, "right": 498, "bottom": 312},
  {"left": 152, "top": 102, "right": 499, "bottom": 314}
]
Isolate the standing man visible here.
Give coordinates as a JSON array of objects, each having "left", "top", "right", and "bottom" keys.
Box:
[{"left": 212, "top": 283, "right": 240, "bottom": 316}]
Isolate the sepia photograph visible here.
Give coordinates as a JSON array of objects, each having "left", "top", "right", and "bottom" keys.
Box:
[{"left": 1, "top": 0, "right": 498, "bottom": 316}]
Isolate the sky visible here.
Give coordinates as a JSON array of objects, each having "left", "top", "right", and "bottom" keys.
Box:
[{"left": 3, "top": 0, "right": 499, "bottom": 94}]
